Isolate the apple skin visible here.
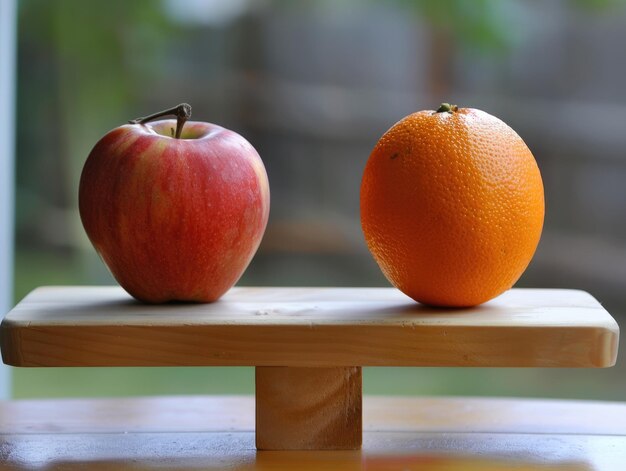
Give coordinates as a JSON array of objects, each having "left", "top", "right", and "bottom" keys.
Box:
[{"left": 78, "top": 119, "right": 270, "bottom": 303}]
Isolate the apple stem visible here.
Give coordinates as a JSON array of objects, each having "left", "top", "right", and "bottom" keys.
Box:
[
  {"left": 436, "top": 103, "right": 458, "bottom": 113},
  {"left": 129, "top": 103, "right": 192, "bottom": 139}
]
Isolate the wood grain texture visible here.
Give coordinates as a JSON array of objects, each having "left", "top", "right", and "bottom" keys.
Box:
[
  {"left": 255, "top": 367, "right": 362, "bottom": 450},
  {"left": 0, "top": 432, "right": 615, "bottom": 470},
  {"left": 1, "top": 396, "right": 626, "bottom": 470},
  {"left": 0, "top": 286, "right": 619, "bottom": 367},
  {"left": 3, "top": 396, "right": 626, "bottom": 435}
]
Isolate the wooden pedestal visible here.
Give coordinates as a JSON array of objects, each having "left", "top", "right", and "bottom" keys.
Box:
[
  {"left": 0, "top": 286, "right": 619, "bottom": 451},
  {"left": 256, "top": 366, "right": 362, "bottom": 450}
]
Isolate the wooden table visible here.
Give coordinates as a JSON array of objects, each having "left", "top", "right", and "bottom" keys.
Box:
[
  {"left": 1, "top": 395, "right": 626, "bottom": 470},
  {"left": 0, "top": 286, "right": 620, "bottom": 453}
]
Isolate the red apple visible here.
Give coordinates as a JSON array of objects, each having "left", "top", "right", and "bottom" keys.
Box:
[{"left": 79, "top": 104, "right": 270, "bottom": 303}]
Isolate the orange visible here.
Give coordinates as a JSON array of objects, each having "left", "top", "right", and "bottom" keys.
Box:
[{"left": 360, "top": 104, "right": 544, "bottom": 307}]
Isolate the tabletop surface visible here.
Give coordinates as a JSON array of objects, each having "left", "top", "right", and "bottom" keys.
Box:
[
  {"left": 1, "top": 286, "right": 619, "bottom": 367},
  {"left": 1, "top": 395, "right": 625, "bottom": 470}
]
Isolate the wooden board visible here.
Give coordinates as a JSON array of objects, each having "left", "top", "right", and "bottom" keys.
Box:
[
  {"left": 255, "top": 367, "right": 362, "bottom": 450},
  {"left": 1, "top": 395, "right": 626, "bottom": 470},
  {"left": 0, "top": 286, "right": 619, "bottom": 368}
]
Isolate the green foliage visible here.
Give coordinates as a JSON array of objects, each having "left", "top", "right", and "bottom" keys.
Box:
[
  {"left": 389, "top": 0, "right": 626, "bottom": 53},
  {"left": 16, "top": 0, "right": 180, "bottom": 250},
  {"left": 19, "top": 0, "right": 175, "bottom": 73},
  {"left": 390, "top": 0, "right": 520, "bottom": 52},
  {"left": 572, "top": 0, "right": 626, "bottom": 10},
  {"left": 17, "top": 0, "right": 178, "bottom": 150}
]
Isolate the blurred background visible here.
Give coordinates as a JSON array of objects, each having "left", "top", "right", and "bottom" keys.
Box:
[{"left": 4, "top": 0, "right": 626, "bottom": 399}]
